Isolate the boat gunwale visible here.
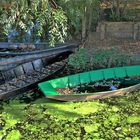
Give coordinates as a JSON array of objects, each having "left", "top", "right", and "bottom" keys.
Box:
[{"left": 0, "top": 44, "right": 78, "bottom": 56}]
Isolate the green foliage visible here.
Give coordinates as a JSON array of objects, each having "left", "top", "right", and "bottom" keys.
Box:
[
  {"left": 127, "top": 116, "right": 140, "bottom": 124},
  {"left": 103, "top": 0, "right": 140, "bottom": 22},
  {"left": 0, "top": 90, "right": 140, "bottom": 139},
  {"left": 68, "top": 48, "right": 133, "bottom": 72},
  {"left": 92, "top": 48, "right": 132, "bottom": 68},
  {"left": 59, "top": 0, "right": 101, "bottom": 37},
  {"left": 124, "top": 9, "right": 140, "bottom": 21},
  {"left": 68, "top": 48, "right": 90, "bottom": 71},
  {"left": 108, "top": 8, "right": 139, "bottom": 22},
  {"left": 0, "top": 0, "right": 67, "bottom": 47},
  {"left": 5, "top": 130, "right": 21, "bottom": 140},
  {"left": 48, "top": 9, "right": 67, "bottom": 47}
]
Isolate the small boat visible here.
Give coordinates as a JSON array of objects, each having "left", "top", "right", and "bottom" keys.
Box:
[{"left": 38, "top": 65, "right": 140, "bottom": 101}]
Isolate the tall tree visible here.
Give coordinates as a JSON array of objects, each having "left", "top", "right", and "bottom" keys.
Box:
[{"left": 59, "top": 0, "right": 101, "bottom": 43}]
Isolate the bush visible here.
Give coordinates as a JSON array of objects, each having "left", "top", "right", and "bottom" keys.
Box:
[
  {"left": 91, "top": 48, "right": 132, "bottom": 69},
  {"left": 68, "top": 48, "right": 90, "bottom": 71},
  {"left": 68, "top": 48, "right": 133, "bottom": 72}
]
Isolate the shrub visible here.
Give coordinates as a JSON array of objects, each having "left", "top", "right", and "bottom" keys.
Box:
[
  {"left": 68, "top": 47, "right": 133, "bottom": 72},
  {"left": 68, "top": 48, "right": 90, "bottom": 71},
  {"left": 91, "top": 48, "right": 133, "bottom": 69}
]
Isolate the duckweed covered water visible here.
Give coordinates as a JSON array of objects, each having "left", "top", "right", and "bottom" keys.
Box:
[{"left": 0, "top": 90, "right": 140, "bottom": 140}]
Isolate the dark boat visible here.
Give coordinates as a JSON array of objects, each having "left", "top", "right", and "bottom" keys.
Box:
[
  {"left": 0, "top": 43, "right": 78, "bottom": 71},
  {"left": 38, "top": 65, "right": 140, "bottom": 101},
  {"left": 0, "top": 42, "right": 79, "bottom": 100}
]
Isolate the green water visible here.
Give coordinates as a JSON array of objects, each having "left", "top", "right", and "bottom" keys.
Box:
[{"left": 0, "top": 90, "right": 140, "bottom": 140}]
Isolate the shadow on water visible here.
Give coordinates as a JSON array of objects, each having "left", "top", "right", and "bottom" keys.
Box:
[{"left": 1, "top": 93, "right": 82, "bottom": 121}]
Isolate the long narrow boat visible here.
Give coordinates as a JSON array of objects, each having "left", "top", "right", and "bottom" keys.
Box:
[
  {"left": 0, "top": 43, "right": 78, "bottom": 71},
  {"left": 38, "top": 65, "right": 140, "bottom": 101},
  {"left": 0, "top": 43, "right": 78, "bottom": 100}
]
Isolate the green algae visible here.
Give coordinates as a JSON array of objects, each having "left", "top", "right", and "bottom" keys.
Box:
[
  {"left": 127, "top": 116, "right": 140, "bottom": 124},
  {"left": 0, "top": 91, "right": 140, "bottom": 139},
  {"left": 32, "top": 99, "right": 106, "bottom": 120},
  {"left": 5, "top": 130, "right": 21, "bottom": 140}
]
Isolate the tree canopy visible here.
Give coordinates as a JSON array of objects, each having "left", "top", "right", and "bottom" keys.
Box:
[{"left": 0, "top": 0, "right": 140, "bottom": 46}]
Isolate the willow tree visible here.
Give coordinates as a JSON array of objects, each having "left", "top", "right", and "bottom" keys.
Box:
[{"left": 0, "top": 0, "right": 67, "bottom": 47}]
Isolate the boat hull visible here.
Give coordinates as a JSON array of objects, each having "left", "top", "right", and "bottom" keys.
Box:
[
  {"left": 0, "top": 43, "right": 78, "bottom": 100},
  {"left": 0, "top": 61, "right": 65, "bottom": 100},
  {"left": 0, "top": 43, "right": 78, "bottom": 71},
  {"left": 47, "top": 83, "right": 140, "bottom": 101},
  {"left": 38, "top": 65, "right": 140, "bottom": 101}
]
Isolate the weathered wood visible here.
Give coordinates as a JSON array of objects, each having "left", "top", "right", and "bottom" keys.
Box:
[
  {"left": 0, "top": 44, "right": 77, "bottom": 71},
  {"left": 0, "top": 64, "right": 19, "bottom": 71},
  {"left": 14, "top": 66, "right": 25, "bottom": 77},
  {"left": 0, "top": 44, "right": 73, "bottom": 56},
  {"left": 0, "top": 42, "right": 70, "bottom": 50},
  {"left": 3, "top": 70, "right": 16, "bottom": 81},
  {"left": 22, "top": 62, "right": 34, "bottom": 74},
  {"left": 0, "top": 61, "right": 66, "bottom": 100},
  {"left": 32, "top": 59, "right": 44, "bottom": 71},
  {"left": 0, "top": 73, "right": 4, "bottom": 84}
]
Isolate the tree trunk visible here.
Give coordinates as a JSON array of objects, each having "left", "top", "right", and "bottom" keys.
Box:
[
  {"left": 82, "top": 6, "right": 87, "bottom": 42},
  {"left": 121, "top": 0, "right": 128, "bottom": 19},
  {"left": 87, "top": 5, "right": 93, "bottom": 35},
  {"left": 116, "top": 0, "right": 120, "bottom": 21}
]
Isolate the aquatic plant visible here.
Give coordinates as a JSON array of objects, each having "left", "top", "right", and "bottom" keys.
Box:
[{"left": 0, "top": 91, "right": 140, "bottom": 139}]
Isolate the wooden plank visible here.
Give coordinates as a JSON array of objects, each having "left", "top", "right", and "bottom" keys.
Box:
[
  {"left": 32, "top": 59, "right": 44, "bottom": 71},
  {"left": 22, "top": 62, "right": 34, "bottom": 74},
  {"left": 3, "top": 70, "right": 16, "bottom": 81},
  {"left": 14, "top": 65, "right": 25, "bottom": 76}
]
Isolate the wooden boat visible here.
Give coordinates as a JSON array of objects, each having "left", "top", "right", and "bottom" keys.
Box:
[
  {"left": 0, "top": 43, "right": 78, "bottom": 100},
  {"left": 0, "top": 43, "right": 78, "bottom": 71},
  {"left": 0, "top": 60, "right": 66, "bottom": 100},
  {"left": 38, "top": 65, "right": 140, "bottom": 101}
]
